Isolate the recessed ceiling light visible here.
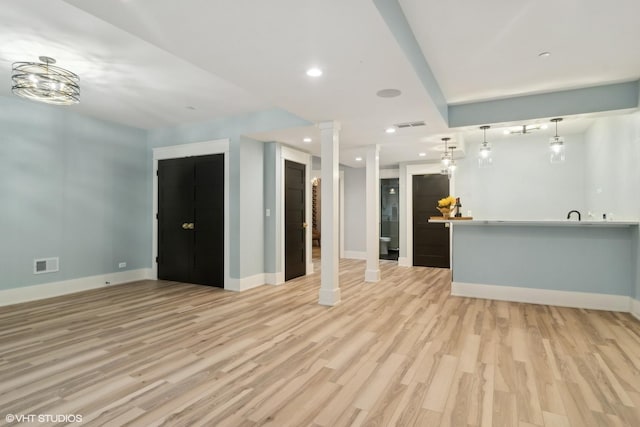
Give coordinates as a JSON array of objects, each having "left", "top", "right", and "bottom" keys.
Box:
[
  {"left": 306, "top": 67, "right": 323, "bottom": 77},
  {"left": 418, "top": 152, "right": 426, "bottom": 157},
  {"left": 538, "top": 51, "right": 551, "bottom": 58},
  {"left": 376, "top": 88, "right": 402, "bottom": 98},
  {"left": 303, "top": 137, "right": 312, "bottom": 143},
  {"left": 355, "top": 157, "right": 363, "bottom": 162},
  {"left": 385, "top": 127, "right": 396, "bottom": 134}
]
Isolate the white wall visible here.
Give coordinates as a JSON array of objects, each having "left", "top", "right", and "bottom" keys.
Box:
[
  {"left": 583, "top": 112, "right": 640, "bottom": 303},
  {"left": 455, "top": 133, "right": 587, "bottom": 220},
  {"left": 584, "top": 113, "right": 640, "bottom": 221}
]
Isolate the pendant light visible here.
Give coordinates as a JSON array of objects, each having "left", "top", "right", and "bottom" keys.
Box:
[
  {"left": 440, "top": 137, "right": 452, "bottom": 175},
  {"left": 478, "top": 125, "right": 492, "bottom": 167},
  {"left": 447, "top": 145, "right": 457, "bottom": 177},
  {"left": 549, "top": 118, "right": 565, "bottom": 163},
  {"left": 12, "top": 56, "right": 80, "bottom": 105}
]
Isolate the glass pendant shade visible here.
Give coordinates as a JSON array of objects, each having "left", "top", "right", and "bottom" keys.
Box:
[
  {"left": 478, "top": 125, "right": 492, "bottom": 168},
  {"left": 550, "top": 136, "right": 565, "bottom": 163},
  {"left": 549, "top": 118, "right": 565, "bottom": 163},
  {"left": 11, "top": 56, "right": 80, "bottom": 105},
  {"left": 440, "top": 137, "right": 452, "bottom": 174},
  {"left": 478, "top": 143, "right": 492, "bottom": 167}
]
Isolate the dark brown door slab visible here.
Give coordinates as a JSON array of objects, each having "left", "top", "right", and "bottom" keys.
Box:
[
  {"left": 412, "top": 174, "right": 450, "bottom": 268},
  {"left": 158, "top": 154, "right": 224, "bottom": 287},
  {"left": 285, "top": 160, "right": 306, "bottom": 280}
]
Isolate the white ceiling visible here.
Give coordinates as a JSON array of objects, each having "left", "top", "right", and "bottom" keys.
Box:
[{"left": 1, "top": 0, "right": 638, "bottom": 167}]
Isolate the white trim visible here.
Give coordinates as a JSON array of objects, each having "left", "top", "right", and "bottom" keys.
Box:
[
  {"left": 343, "top": 250, "right": 366, "bottom": 260},
  {"left": 365, "top": 145, "right": 380, "bottom": 283},
  {"left": 340, "top": 170, "right": 345, "bottom": 258},
  {"left": 365, "top": 269, "right": 381, "bottom": 282},
  {"left": 632, "top": 298, "right": 640, "bottom": 321},
  {"left": 398, "top": 256, "right": 411, "bottom": 267},
  {"left": 0, "top": 269, "right": 152, "bottom": 307},
  {"left": 265, "top": 272, "right": 285, "bottom": 285},
  {"left": 227, "top": 274, "right": 266, "bottom": 292},
  {"left": 152, "top": 139, "right": 230, "bottom": 290},
  {"left": 319, "top": 288, "right": 341, "bottom": 306},
  {"left": 403, "top": 163, "right": 454, "bottom": 267},
  {"left": 279, "top": 146, "right": 312, "bottom": 282},
  {"left": 452, "top": 281, "right": 632, "bottom": 312}
]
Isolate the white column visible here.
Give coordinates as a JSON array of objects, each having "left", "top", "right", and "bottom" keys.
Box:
[
  {"left": 318, "top": 121, "right": 341, "bottom": 306},
  {"left": 365, "top": 145, "right": 381, "bottom": 282}
]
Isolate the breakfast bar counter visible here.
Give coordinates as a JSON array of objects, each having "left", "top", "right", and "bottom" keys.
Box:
[{"left": 430, "top": 219, "right": 640, "bottom": 310}]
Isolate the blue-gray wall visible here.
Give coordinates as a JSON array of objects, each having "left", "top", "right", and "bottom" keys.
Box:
[
  {"left": 1, "top": 100, "right": 310, "bottom": 291},
  {"left": 0, "top": 96, "right": 149, "bottom": 291},
  {"left": 343, "top": 166, "right": 366, "bottom": 253},
  {"left": 452, "top": 224, "right": 635, "bottom": 296},
  {"left": 263, "top": 142, "right": 278, "bottom": 274}
]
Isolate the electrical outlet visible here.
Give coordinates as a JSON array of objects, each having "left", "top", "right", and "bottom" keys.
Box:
[{"left": 118, "top": 262, "right": 127, "bottom": 269}]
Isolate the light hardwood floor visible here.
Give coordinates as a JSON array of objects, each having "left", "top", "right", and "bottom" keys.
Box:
[{"left": 1, "top": 259, "right": 639, "bottom": 426}]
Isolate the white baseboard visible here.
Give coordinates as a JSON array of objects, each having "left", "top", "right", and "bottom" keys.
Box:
[
  {"left": 306, "top": 262, "right": 314, "bottom": 275},
  {"left": 0, "top": 269, "right": 153, "bottom": 307},
  {"left": 632, "top": 298, "right": 640, "bottom": 321},
  {"left": 398, "top": 257, "right": 411, "bottom": 267},
  {"left": 365, "top": 269, "right": 381, "bottom": 282},
  {"left": 264, "top": 272, "right": 285, "bottom": 286},
  {"left": 343, "top": 251, "right": 366, "bottom": 260},
  {"left": 451, "top": 281, "right": 632, "bottom": 312},
  {"left": 227, "top": 273, "right": 266, "bottom": 292},
  {"left": 318, "top": 288, "right": 341, "bottom": 306}
]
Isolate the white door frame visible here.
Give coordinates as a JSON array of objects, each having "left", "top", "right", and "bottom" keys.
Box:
[
  {"left": 151, "top": 139, "right": 230, "bottom": 289},
  {"left": 401, "top": 163, "right": 454, "bottom": 267}
]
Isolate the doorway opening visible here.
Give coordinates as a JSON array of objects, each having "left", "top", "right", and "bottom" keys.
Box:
[
  {"left": 311, "top": 177, "right": 321, "bottom": 263},
  {"left": 380, "top": 178, "right": 399, "bottom": 261}
]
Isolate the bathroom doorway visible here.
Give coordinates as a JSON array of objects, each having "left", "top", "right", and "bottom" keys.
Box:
[{"left": 380, "top": 178, "right": 399, "bottom": 261}]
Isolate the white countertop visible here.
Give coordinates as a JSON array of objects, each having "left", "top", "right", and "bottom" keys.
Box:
[{"left": 428, "top": 219, "right": 639, "bottom": 227}]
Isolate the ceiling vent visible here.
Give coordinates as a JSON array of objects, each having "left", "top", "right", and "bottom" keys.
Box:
[{"left": 394, "top": 121, "right": 426, "bottom": 129}]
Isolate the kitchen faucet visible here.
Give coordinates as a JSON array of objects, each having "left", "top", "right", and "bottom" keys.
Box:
[{"left": 567, "top": 210, "right": 581, "bottom": 221}]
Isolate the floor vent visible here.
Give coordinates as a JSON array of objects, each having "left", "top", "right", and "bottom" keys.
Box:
[
  {"left": 34, "top": 257, "right": 59, "bottom": 274},
  {"left": 395, "top": 121, "right": 426, "bottom": 129}
]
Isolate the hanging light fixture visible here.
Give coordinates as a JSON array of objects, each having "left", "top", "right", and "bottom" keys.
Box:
[
  {"left": 12, "top": 56, "right": 80, "bottom": 105},
  {"left": 478, "top": 125, "right": 492, "bottom": 168},
  {"left": 549, "top": 118, "right": 565, "bottom": 163},
  {"left": 440, "top": 137, "right": 452, "bottom": 175},
  {"left": 447, "top": 145, "right": 457, "bottom": 177}
]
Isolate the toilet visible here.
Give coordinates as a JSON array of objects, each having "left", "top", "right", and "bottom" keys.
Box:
[{"left": 380, "top": 236, "right": 391, "bottom": 255}]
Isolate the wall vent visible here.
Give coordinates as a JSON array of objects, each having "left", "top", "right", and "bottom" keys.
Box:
[
  {"left": 395, "top": 121, "right": 426, "bottom": 129},
  {"left": 34, "top": 257, "right": 59, "bottom": 274}
]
